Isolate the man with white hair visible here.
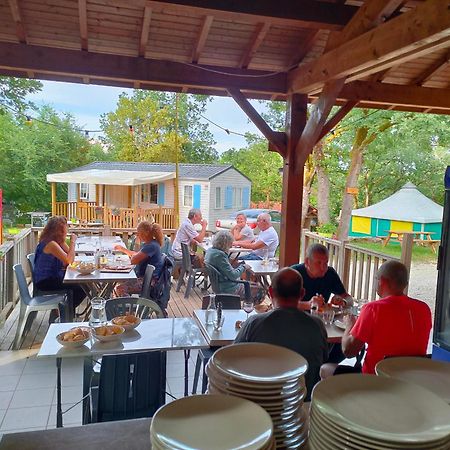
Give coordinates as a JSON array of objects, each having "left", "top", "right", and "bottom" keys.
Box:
[
  {"left": 172, "top": 208, "right": 207, "bottom": 267},
  {"left": 233, "top": 212, "right": 279, "bottom": 260}
]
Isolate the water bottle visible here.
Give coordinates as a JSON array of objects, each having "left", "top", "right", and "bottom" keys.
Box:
[
  {"left": 205, "top": 293, "right": 216, "bottom": 325},
  {"left": 94, "top": 246, "right": 101, "bottom": 269}
]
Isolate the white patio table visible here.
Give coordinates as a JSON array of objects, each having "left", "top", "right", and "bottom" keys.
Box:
[{"left": 38, "top": 319, "right": 208, "bottom": 427}]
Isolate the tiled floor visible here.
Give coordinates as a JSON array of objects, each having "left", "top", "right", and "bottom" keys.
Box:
[{"left": 0, "top": 348, "right": 195, "bottom": 436}]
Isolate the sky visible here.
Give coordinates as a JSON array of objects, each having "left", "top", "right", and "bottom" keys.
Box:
[{"left": 27, "top": 80, "right": 268, "bottom": 155}]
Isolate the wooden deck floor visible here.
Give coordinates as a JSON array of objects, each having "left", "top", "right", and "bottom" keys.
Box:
[{"left": 0, "top": 283, "right": 204, "bottom": 351}]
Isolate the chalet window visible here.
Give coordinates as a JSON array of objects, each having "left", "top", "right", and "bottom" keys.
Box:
[
  {"left": 215, "top": 187, "right": 222, "bottom": 209},
  {"left": 233, "top": 187, "right": 242, "bottom": 208},
  {"left": 80, "top": 183, "right": 89, "bottom": 200},
  {"left": 141, "top": 184, "right": 158, "bottom": 204},
  {"left": 183, "top": 185, "right": 193, "bottom": 207}
]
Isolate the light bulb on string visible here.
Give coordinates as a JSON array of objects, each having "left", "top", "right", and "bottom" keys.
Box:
[
  {"left": 25, "top": 116, "right": 33, "bottom": 126},
  {"left": 129, "top": 124, "right": 134, "bottom": 135}
]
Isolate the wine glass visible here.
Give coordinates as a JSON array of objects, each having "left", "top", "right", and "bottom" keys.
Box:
[{"left": 243, "top": 300, "right": 254, "bottom": 320}]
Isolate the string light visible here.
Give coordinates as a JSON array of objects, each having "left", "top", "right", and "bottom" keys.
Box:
[{"left": 129, "top": 124, "right": 134, "bottom": 135}]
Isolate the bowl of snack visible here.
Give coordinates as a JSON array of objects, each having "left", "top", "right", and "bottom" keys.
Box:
[
  {"left": 72, "top": 261, "right": 96, "bottom": 275},
  {"left": 111, "top": 314, "right": 141, "bottom": 331},
  {"left": 56, "top": 327, "right": 90, "bottom": 348},
  {"left": 92, "top": 325, "right": 125, "bottom": 342}
]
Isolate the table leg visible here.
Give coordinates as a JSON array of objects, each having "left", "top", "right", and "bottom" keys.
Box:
[
  {"left": 184, "top": 350, "right": 190, "bottom": 397},
  {"left": 56, "top": 358, "right": 63, "bottom": 428},
  {"left": 82, "top": 356, "right": 92, "bottom": 424}
]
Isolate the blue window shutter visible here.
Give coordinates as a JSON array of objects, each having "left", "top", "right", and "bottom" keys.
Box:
[
  {"left": 225, "top": 186, "right": 233, "bottom": 209},
  {"left": 157, "top": 183, "right": 165, "bottom": 205},
  {"left": 193, "top": 184, "right": 201, "bottom": 208},
  {"left": 242, "top": 186, "right": 250, "bottom": 209}
]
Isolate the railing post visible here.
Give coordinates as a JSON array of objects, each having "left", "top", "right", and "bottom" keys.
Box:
[
  {"left": 400, "top": 233, "right": 413, "bottom": 294},
  {"left": 337, "top": 239, "right": 347, "bottom": 280}
]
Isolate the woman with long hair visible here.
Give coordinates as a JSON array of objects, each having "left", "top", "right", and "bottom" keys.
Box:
[
  {"left": 33, "top": 216, "right": 86, "bottom": 322},
  {"left": 114, "top": 221, "right": 164, "bottom": 297}
]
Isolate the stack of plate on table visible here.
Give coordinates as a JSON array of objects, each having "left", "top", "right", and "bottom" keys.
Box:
[
  {"left": 375, "top": 356, "right": 450, "bottom": 404},
  {"left": 150, "top": 394, "right": 275, "bottom": 449},
  {"left": 206, "top": 343, "right": 309, "bottom": 449},
  {"left": 309, "top": 374, "right": 450, "bottom": 450}
]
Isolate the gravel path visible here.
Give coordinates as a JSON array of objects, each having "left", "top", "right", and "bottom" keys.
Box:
[{"left": 408, "top": 261, "right": 438, "bottom": 316}]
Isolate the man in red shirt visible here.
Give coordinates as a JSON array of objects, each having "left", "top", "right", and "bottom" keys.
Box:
[{"left": 320, "top": 260, "right": 432, "bottom": 378}]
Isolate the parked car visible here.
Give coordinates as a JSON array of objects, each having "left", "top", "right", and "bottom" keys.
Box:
[{"left": 215, "top": 209, "right": 281, "bottom": 236}]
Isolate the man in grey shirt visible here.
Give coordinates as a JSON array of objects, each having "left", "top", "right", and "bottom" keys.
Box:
[{"left": 235, "top": 267, "right": 328, "bottom": 400}]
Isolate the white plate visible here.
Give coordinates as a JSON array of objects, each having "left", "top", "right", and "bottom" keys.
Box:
[
  {"left": 312, "top": 374, "right": 450, "bottom": 445},
  {"left": 150, "top": 394, "right": 273, "bottom": 450},
  {"left": 210, "top": 343, "right": 308, "bottom": 384},
  {"left": 375, "top": 357, "right": 450, "bottom": 404},
  {"left": 334, "top": 319, "right": 346, "bottom": 330}
]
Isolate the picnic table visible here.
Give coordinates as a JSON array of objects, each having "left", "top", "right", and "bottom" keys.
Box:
[{"left": 382, "top": 230, "right": 439, "bottom": 253}]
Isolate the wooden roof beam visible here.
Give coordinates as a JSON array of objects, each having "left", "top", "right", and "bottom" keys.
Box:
[
  {"left": 239, "top": 22, "right": 270, "bottom": 69},
  {"left": 289, "top": 30, "right": 320, "bottom": 69},
  {"left": 139, "top": 5, "right": 152, "bottom": 57},
  {"left": 8, "top": 0, "right": 27, "bottom": 44},
  {"left": 289, "top": 0, "right": 450, "bottom": 94},
  {"left": 413, "top": 49, "right": 450, "bottom": 85},
  {"left": 78, "top": 0, "right": 88, "bottom": 51},
  {"left": 228, "top": 87, "right": 286, "bottom": 156},
  {"left": 192, "top": 15, "right": 213, "bottom": 64},
  {"left": 147, "top": 0, "right": 357, "bottom": 30},
  {"left": 0, "top": 42, "right": 286, "bottom": 96}
]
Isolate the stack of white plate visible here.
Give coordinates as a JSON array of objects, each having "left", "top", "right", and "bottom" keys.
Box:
[
  {"left": 206, "top": 343, "right": 309, "bottom": 449},
  {"left": 309, "top": 374, "right": 450, "bottom": 450},
  {"left": 375, "top": 356, "right": 450, "bottom": 403},
  {"left": 150, "top": 394, "right": 275, "bottom": 449}
]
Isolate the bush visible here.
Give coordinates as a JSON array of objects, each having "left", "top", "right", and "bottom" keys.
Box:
[{"left": 317, "top": 223, "right": 337, "bottom": 235}]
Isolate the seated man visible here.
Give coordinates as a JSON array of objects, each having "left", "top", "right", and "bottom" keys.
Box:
[
  {"left": 233, "top": 213, "right": 279, "bottom": 261},
  {"left": 172, "top": 208, "right": 207, "bottom": 267},
  {"left": 291, "top": 243, "right": 353, "bottom": 311},
  {"left": 235, "top": 268, "right": 328, "bottom": 400},
  {"left": 320, "top": 260, "right": 432, "bottom": 379},
  {"left": 230, "top": 212, "right": 254, "bottom": 242}
]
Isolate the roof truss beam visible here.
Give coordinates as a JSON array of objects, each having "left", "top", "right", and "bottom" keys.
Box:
[
  {"left": 8, "top": 0, "right": 27, "bottom": 44},
  {"left": 192, "top": 15, "right": 213, "bottom": 64},
  {"left": 139, "top": 5, "right": 152, "bottom": 57},
  {"left": 0, "top": 42, "right": 286, "bottom": 96},
  {"left": 239, "top": 22, "right": 270, "bottom": 69},
  {"left": 413, "top": 49, "right": 450, "bottom": 85},
  {"left": 289, "top": 0, "right": 450, "bottom": 94},
  {"left": 147, "top": 0, "right": 357, "bottom": 30},
  {"left": 78, "top": 0, "right": 88, "bottom": 51}
]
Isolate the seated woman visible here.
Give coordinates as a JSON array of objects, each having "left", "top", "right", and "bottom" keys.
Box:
[
  {"left": 33, "top": 216, "right": 86, "bottom": 322},
  {"left": 114, "top": 221, "right": 163, "bottom": 297},
  {"left": 205, "top": 231, "right": 264, "bottom": 303}
]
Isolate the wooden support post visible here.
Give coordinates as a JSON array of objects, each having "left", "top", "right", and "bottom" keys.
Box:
[
  {"left": 279, "top": 94, "right": 307, "bottom": 267},
  {"left": 400, "top": 233, "right": 413, "bottom": 294},
  {"left": 51, "top": 182, "right": 56, "bottom": 216}
]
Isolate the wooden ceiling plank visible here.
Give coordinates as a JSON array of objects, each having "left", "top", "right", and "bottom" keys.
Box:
[
  {"left": 228, "top": 87, "right": 286, "bottom": 156},
  {"left": 139, "top": 5, "right": 152, "bottom": 56},
  {"left": 239, "top": 22, "right": 270, "bottom": 69},
  {"left": 289, "top": 30, "right": 320, "bottom": 68},
  {"left": 78, "top": 0, "right": 88, "bottom": 50},
  {"left": 192, "top": 15, "right": 213, "bottom": 63},
  {"left": 147, "top": 0, "right": 357, "bottom": 30},
  {"left": 8, "top": 0, "right": 27, "bottom": 43},
  {"left": 413, "top": 49, "right": 450, "bottom": 85},
  {"left": 316, "top": 100, "right": 358, "bottom": 143},
  {"left": 289, "top": 0, "right": 450, "bottom": 94},
  {"left": 0, "top": 41, "right": 286, "bottom": 95}
]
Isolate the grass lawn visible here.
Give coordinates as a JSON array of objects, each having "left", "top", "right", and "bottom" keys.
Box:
[{"left": 349, "top": 240, "right": 438, "bottom": 264}]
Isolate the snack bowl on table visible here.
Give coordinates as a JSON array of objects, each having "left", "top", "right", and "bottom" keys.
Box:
[
  {"left": 72, "top": 261, "right": 96, "bottom": 275},
  {"left": 92, "top": 325, "right": 125, "bottom": 342},
  {"left": 56, "top": 327, "right": 90, "bottom": 348},
  {"left": 111, "top": 314, "right": 142, "bottom": 331}
]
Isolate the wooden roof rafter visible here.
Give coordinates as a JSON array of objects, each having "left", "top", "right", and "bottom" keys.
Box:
[
  {"left": 413, "top": 48, "right": 450, "bottom": 85},
  {"left": 7, "top": 0, "right": 27, "bottom": 44},
  {"left": 191, "top": 15, "right": 213, "bottom": 64},
  {"left": 239, "top": 22, "right": 271, "bottom": 69},
  {"left": 78, "top": 0, "right": 88, "bottom": 51},
  {"left": 139, "top": 4, "right": 153, "bottom": 57}
]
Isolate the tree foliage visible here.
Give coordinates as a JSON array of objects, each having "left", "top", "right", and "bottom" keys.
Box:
[
  {"left": 100, "top": 91, "right": 218, "bottom": 163},
  {"left": 0, "top": 76, "right": 42, "bottom": 113}
]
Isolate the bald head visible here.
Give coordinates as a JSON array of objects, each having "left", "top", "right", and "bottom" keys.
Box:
[
  {"left": 271, "top": 268, "right": 304, "bottom": 305},
  {"left": 377, "top": 260, "right": 408, "bottom": 295}
]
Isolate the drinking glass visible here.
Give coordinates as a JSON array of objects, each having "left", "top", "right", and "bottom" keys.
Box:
[
  {"left": 243, "top": 300, "right": 254, "bottom": 320},
  {"left": 89, "top": 297, "right": 107, "bottom": 327},
  {"left": 323, "top": 309, "right": 335, "bottom": 325},
  {"left": 262, "top": 249, "right": 269, "bottom": 265}
]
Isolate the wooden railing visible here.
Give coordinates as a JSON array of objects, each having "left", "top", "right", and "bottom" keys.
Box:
[
  {"left": 53, "top": 202, "right": 176, "bottom": 229},
  {"left": 301, "top": 231, "right": 413, "bottom": 301},
  {"left": 0, "top": 228, "right": 37, "bottom": 323}
]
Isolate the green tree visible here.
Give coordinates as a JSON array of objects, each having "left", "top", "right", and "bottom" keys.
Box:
[
  {"left": 0, "top": 76, "right": 42, "bottom": 112},
  {"left": 220, "top": 136, "right": 283, "bottom": 202},
  {"left": 100, "top": 91, "right": 217, "bottom": 163}
]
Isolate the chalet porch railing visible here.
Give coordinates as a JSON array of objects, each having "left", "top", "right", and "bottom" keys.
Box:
[
  {"left": 54, "top": 202, "right": 176, "bottom": 229},
  {"left": 301, "top": 231, "right": 413, "bottom": 301},
  {"left": 0, "top": 228, "right": 37, "bottom": 323}
]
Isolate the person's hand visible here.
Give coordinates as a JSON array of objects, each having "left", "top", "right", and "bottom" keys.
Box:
[
  {"left": 343, "top": 313, "right": 357, "bottom": 329},
  {"left": 114, "top": 244, "right": 125, "bottom": 252},
  {"left": 330, "top": 295, "right": 346, "bottom": 307},
  {"left": 69, "top": 233, "right": 77, "bottom": 244},
  {"left": 201, "top": 219, "right": 208, "bottom": 229},
  {"left": 310, "top": 294, "right": 325, "bottom": 309}
]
